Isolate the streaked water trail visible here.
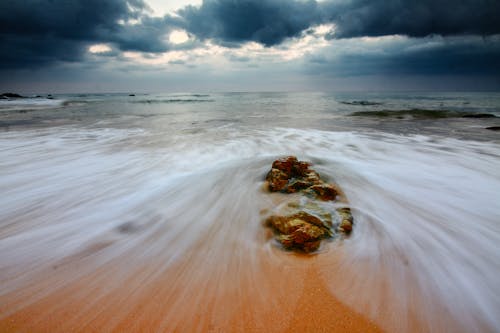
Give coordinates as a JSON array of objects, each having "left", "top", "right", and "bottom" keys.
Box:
[
  {"left": 1, "top": 91, "right": 500, "bottom": 331},
  {"left": 1, "top": 123, "right": 499, "bottom": 332}
]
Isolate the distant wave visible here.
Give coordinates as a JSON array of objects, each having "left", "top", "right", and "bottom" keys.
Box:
[
  {"left": 131, "top": 98, "right": 214, "bottom": 104},
  {"left": 350, "top": 109, "right": 498, "bottom": 119},
  {"left": 0, "top": 97, "right": 65, "bottom": 112},
  {"left": 340, "top": 100, "right": 383, "bottom": 106},
  {"left": 171, "top": 94, "right": 211, "bottom": 98}
]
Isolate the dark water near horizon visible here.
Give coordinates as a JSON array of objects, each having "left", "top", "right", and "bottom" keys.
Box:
[
  {"left": 1, "top": 92, "right": 500, "bottom": 332},
  {"left": 1, "top": 91, "right": 500, "bottom": 140}
]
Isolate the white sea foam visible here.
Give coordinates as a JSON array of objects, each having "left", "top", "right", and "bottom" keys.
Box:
[
  {"left": 0, "top": 124, "right": 499, "bottom": 332},
  {"left": 0, "top": 97, "right": 65, "bottom": 111}
]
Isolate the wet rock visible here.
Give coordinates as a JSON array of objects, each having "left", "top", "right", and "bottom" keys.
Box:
[
  {"left": 278, "top": 225, "right": 324, "bottom": 252},
  {"left": 462, "top": 113, "right": 496, "bottom": 118},
  {"left": 263, "top": 156, "right": 354, "bottom": 252},
  {"left": 341, "top": 100, "right": 383, "bottom": 106},
  {"left": 266, "top": 168, "right": 289, "bottom": 191},
  {"left": 337, "top": 208, "right": 353, "bottom": 233},
  {"left": 266, "top": 215, "right": 306, "bottom": 235},
  {"left": 267, "top": 212, "right": 327, "bottom": 233},
  {"left": 337, "top": 207, "right": 353, "bottom": 219},
  {"left": 1, "top": 92, "right": 24, "bottom": 99},
  {"left": 350, "top": 109, "right": 463, "bottom": 119},
  {"left": 286, "top": 179, "right": 313, "bottom": 193},
  {"left": 267, "top": 213, "right": 328, "bottom": 252},
  {"left": 265, "top": 156, "right": 325, "bottom": 195},
  {"left": 339, "top": 219, "right": 353, "bottom": 233},
  {"left": 268, "top": 156, "right": 313, "bottom": 179},
  {"left": 307, "top": 184, "right": 338, "bottom": 201},
  {"left": 292, "top": 160, "right": 311, "bottom": 177}
]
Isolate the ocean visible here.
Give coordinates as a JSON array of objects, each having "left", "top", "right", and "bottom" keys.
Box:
[{"left": 1, "top": 91, "right": 500, "bottom": 332}]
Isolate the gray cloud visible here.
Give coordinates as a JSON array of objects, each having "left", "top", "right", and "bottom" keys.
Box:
[
  {"left": 176, "top": 0, "right": 321, "bottom": 46},
  {"left": 0, "top": 0, "right": 172, "bottom": 68},
  {"left": 0, "top": 0, "right": 145, "bottom": 39},
  {"left": 227, "top": 54, "right": 251, "bottom": 62},
  {"left": 174, "top": 0, "right": 500, "bottom": 45},
  {"left": 305, "top": 35, "right": 500, "bottom": 77},
  {"left": 326, "top": 0, "right": 500, "bottom": 39},
  {"left": 0, "top": 34, "right": 86, "bottom": 68}
]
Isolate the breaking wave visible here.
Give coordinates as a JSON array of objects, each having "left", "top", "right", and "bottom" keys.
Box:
[
  {"left": 0, "top": 97, "right": 66, "bottom": 112},
  {"left": 130, "top": 98, "right": 214, "bottom": 104}
]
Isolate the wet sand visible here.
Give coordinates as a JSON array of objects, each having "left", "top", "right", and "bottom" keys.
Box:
[{"left": 0, "top": 239, "right": 383, "bottom": 332}]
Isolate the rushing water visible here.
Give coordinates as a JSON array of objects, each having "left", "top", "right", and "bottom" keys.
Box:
[{"left": 1, "top": 92, "right": 500, "bottom": 332}]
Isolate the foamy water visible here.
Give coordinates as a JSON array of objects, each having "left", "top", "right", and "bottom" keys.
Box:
[
  {"left": 0, "top": 97, "right": 65, "bottom": 112},
  {"left": 1, "top": 92, "right": 500, "bottom": 332}
]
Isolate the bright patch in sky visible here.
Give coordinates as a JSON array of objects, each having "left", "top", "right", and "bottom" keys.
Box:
[
  {"left": 169, "top": 30, "right": 190, "bottom": 44},
  {"left": 89, "top": 44, "right": 112, "bottom": 54},
  {"left": 313, "top": 24, "right": 335, "bottom": 35},
  {"left": 147, "top": 0, "right": 201, "bottom": 16}
]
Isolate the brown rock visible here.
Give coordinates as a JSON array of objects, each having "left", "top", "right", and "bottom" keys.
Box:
[
  {"left": 339, "top": 220, "right": 353, "bottom": 233},
  {"left": 292, "top": 160, "right": 311, "bottom": 177},
  {"left": 265, "top": 156, "right": 328, "bottom": 195},
  {"left": 272, "top": 156, "right": 298, "bottom": 175},
  {"left": 266, "top": 168, "right": 290, "bottom": 192},
  {"left": 303, "top": 170, "right": 322, "bottom": 184},
  {"left": 263, "top": 156, "right": 354, "bottom": 252},
  {"left": 278, "top": 224, "right": 325, "bottom": 252},
  {"left": 302, "top": 240, "right": 322, "bottom": 252},
  {"left": 337, "top": 208, "right": 353, "bottom": 233},
  {"left": 266, "top": 216, "right": 307, "bottom": 235},
  {"left": 270, "top": 156, "right": 313, "bottom": 179},
  {"left": 266, "top": 211, "right": 331, "bottom": 252},
  {"left": 308, "top": 184, "right": 338, "bottom": 201},
  {"left": 286, "top": 179, "right": 313, "bottom": 193},
  {"left": 292, "top": 224, "right": 326, "bottom": 242},
  {"left": 337, "top": 208, "right": 353, "bottom": 222},
  {"left": 289, "top": 211, "right": 325, "bottom": 229}
]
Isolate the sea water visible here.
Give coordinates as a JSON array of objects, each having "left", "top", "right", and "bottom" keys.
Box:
[{"left": 1, "top": 92, "right": 499, "bottom": 332}]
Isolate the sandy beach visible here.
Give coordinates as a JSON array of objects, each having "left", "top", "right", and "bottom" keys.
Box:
[{"left": 0, "top": 239, "right": 384, "bottom": 332}]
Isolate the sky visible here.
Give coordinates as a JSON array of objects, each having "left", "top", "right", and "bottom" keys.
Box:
[{"left": 0, "top": 0, "right": 499, "bottom": 93}]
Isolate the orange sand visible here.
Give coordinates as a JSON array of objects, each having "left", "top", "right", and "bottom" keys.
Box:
[{"left": 0, "top": 246, "right": 383, "bottom": 333}]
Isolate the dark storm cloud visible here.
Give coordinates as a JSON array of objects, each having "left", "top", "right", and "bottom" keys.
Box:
[
  {"left": 0, "top": 34, "right": 86, "bottom": 68},
  {"left": 326, "top": 0, "right": 500, "bottom": 39},
  {"left": 176, "top": 0, "right": 321, "bottom": 46},
  {"left": 0, "top": 0, "right": 171, "bottom": 68},
  {"left": 173, "top": 0, "right": 500, "bottom": 78},
  {"left": 174, "top": 0, "right": 500, "bottom": 45},
  {"left": 390, "top": 39, "right": 500, "bottom": 75},
  {"left": 306, "top": 36, "right": 500, "bottom": 77},
  {"left": 0, "top": 0, "right": 143, "bottom": 38}
]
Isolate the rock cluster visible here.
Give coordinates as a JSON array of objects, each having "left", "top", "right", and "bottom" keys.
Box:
[{"left": 263, "top": 156, "right": 353, "bottom": 253}]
